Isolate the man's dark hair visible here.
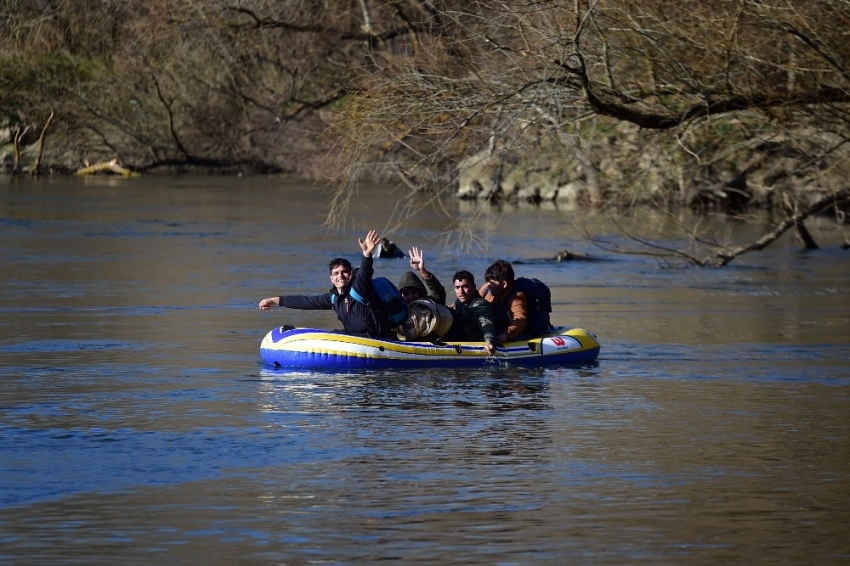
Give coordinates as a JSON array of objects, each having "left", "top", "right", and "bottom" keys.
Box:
[
  {"left": 453, "top": 270, "right": 475, "bottom": 285},
  {"left": 328, "top": 258, "right": 352, "bottom": 273},
  {"left": 484, "top": 259, "right": 515, "bottom": 283}
]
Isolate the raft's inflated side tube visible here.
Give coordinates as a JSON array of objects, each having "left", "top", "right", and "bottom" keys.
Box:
[{"left": 260, "top": 327, "right": 600, "bottom": 369}]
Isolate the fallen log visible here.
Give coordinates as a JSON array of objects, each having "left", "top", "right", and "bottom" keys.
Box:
[
  {"left": 553, "top": 249, "right": 598, "bottom": 261},
  {"left": 74, "top": 159, "right": 140, "bottom": 177}
]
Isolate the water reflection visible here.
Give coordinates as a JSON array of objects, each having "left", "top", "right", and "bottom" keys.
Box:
[{"left": 256, "top": 368, "right": 555, "bottom": 415}]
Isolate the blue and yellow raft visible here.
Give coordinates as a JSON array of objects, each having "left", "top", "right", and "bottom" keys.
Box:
[{"left": 260, "top": 326, "right": 600, "bottom": 369}]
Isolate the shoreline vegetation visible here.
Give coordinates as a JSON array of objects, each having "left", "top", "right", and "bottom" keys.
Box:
[{"left": 2, "top": 2, "right": 848, "bottom": 264}]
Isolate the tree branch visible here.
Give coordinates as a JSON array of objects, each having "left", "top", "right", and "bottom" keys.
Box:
[
  {"left": 31, "top": 108, "right": 55, "bottom": 176},
  {"left": 712, "top": 187, "right": 850, "bottom": 266}
]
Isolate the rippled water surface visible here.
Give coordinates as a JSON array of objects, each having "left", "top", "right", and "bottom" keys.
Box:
[{"left": 1, "top": 176, "right": 849, "bottom": 564}]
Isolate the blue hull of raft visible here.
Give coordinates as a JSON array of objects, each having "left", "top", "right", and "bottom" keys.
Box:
[{"left": 260, "top": 326, "right": 600, "bottom": 369}]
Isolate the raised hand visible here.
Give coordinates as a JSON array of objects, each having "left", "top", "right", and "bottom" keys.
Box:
[
  {"left": 408, "top": 246, "right": 426, "bottom": 274},
  {"left": 359, "top": 229, "right": 380, "bottom": 256}
]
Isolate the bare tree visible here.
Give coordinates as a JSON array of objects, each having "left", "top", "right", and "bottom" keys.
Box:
[
  {"left": 324, "top": 0, "right": 850, "bottom": 261},
  {"left": 0, "top": 0, "right": 409, "bottom": 173},
  {"left": 2, "top": 0, "right": 847, "bottom": 264}
]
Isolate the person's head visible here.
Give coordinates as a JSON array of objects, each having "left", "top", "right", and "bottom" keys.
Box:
[
  {"left": 452, "top": 270, "right": 477, "bottom": 304},
  {"left": 484, "top": 259, "right": 515, "bottom": 299},
  {"left": 328, "top": 258, "right": 352, "bottom": 292},
  {"left": 397, "top": 271, "right": 427, "bottom": 304}
]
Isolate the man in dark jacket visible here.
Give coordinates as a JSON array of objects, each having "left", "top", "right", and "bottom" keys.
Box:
[
  {"left": 395, "top": 246, "right": 452, "bottom": 341},
  {"left": 258, "top": 229, "right": 397, "bottom": 339},
  {"left": 397, "top": 246, "right": 446, "bottom": 306},
  {"left": 442, "top": 270, "right": 498, "bottom": 354}
]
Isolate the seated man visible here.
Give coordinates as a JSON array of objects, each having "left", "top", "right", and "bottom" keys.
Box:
[
  {"left": 442, "top": 270, "right": 499, "bottom": 355},
  {"left": 258, "top": 229, "right": 397, "bottom": 339},
  {"left": 479, "top": 259, "right": 529, "bottom": 343},
  {"left": 397, "top": 246, "right": 450, "bottom": 341}
]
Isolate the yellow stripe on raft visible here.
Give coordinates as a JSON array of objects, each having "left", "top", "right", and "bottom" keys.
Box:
[
  {"left": 268, "top": 327, "right": 599, "bottom": 359},
  {"left": 275, "top": 332, "right": 484, "bottom": 358}
]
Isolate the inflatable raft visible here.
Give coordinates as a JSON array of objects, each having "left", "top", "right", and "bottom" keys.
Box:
[{"left": 260, "top": 326, "right": 600, "bottom": 369}]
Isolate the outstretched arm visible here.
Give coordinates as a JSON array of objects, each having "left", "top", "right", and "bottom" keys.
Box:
[
  {"left": 472, "top": 299, "right": 499, "bottom": 354},
  {"left": 259, "top": 294, "right": 334, "bottom": 310}
]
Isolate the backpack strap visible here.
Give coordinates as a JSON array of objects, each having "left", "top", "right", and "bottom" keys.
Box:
[
  {"left": 336, "top": 285, "right": 384, "bottom": 314},
  {"left": 330, "top": 287, "right": 348, "bottom": 305},
  {"left": 349, "top": 287, "right": 368, "bottom": 305}
]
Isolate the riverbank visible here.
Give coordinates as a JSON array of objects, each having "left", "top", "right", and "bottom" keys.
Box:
[
  {"left": 455, "top": 122, "right": 850, "bottom": 215},
  {"left": 4, "top": 118, "right": 847, "bottom": 221}
]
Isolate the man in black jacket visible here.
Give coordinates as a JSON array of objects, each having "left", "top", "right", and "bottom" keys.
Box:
[
  {"left": 258, "top": 229, "right": 397, "bottom": 339},
  {"left": 442, "top": 270, "right": 498, "bottom": 355}
]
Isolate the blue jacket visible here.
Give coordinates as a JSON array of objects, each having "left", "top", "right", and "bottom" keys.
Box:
[{"left": 278, "top": 255, "right": 396, "bottom": 339}]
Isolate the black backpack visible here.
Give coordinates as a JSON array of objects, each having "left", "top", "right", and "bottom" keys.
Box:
[{"left": 510, "top": 277, "right": 553, "bottom": 337}]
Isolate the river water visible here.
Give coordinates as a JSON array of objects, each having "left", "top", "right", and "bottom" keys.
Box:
[{"left": 1, "top": 175, "right": 848, "bottom": 565}]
